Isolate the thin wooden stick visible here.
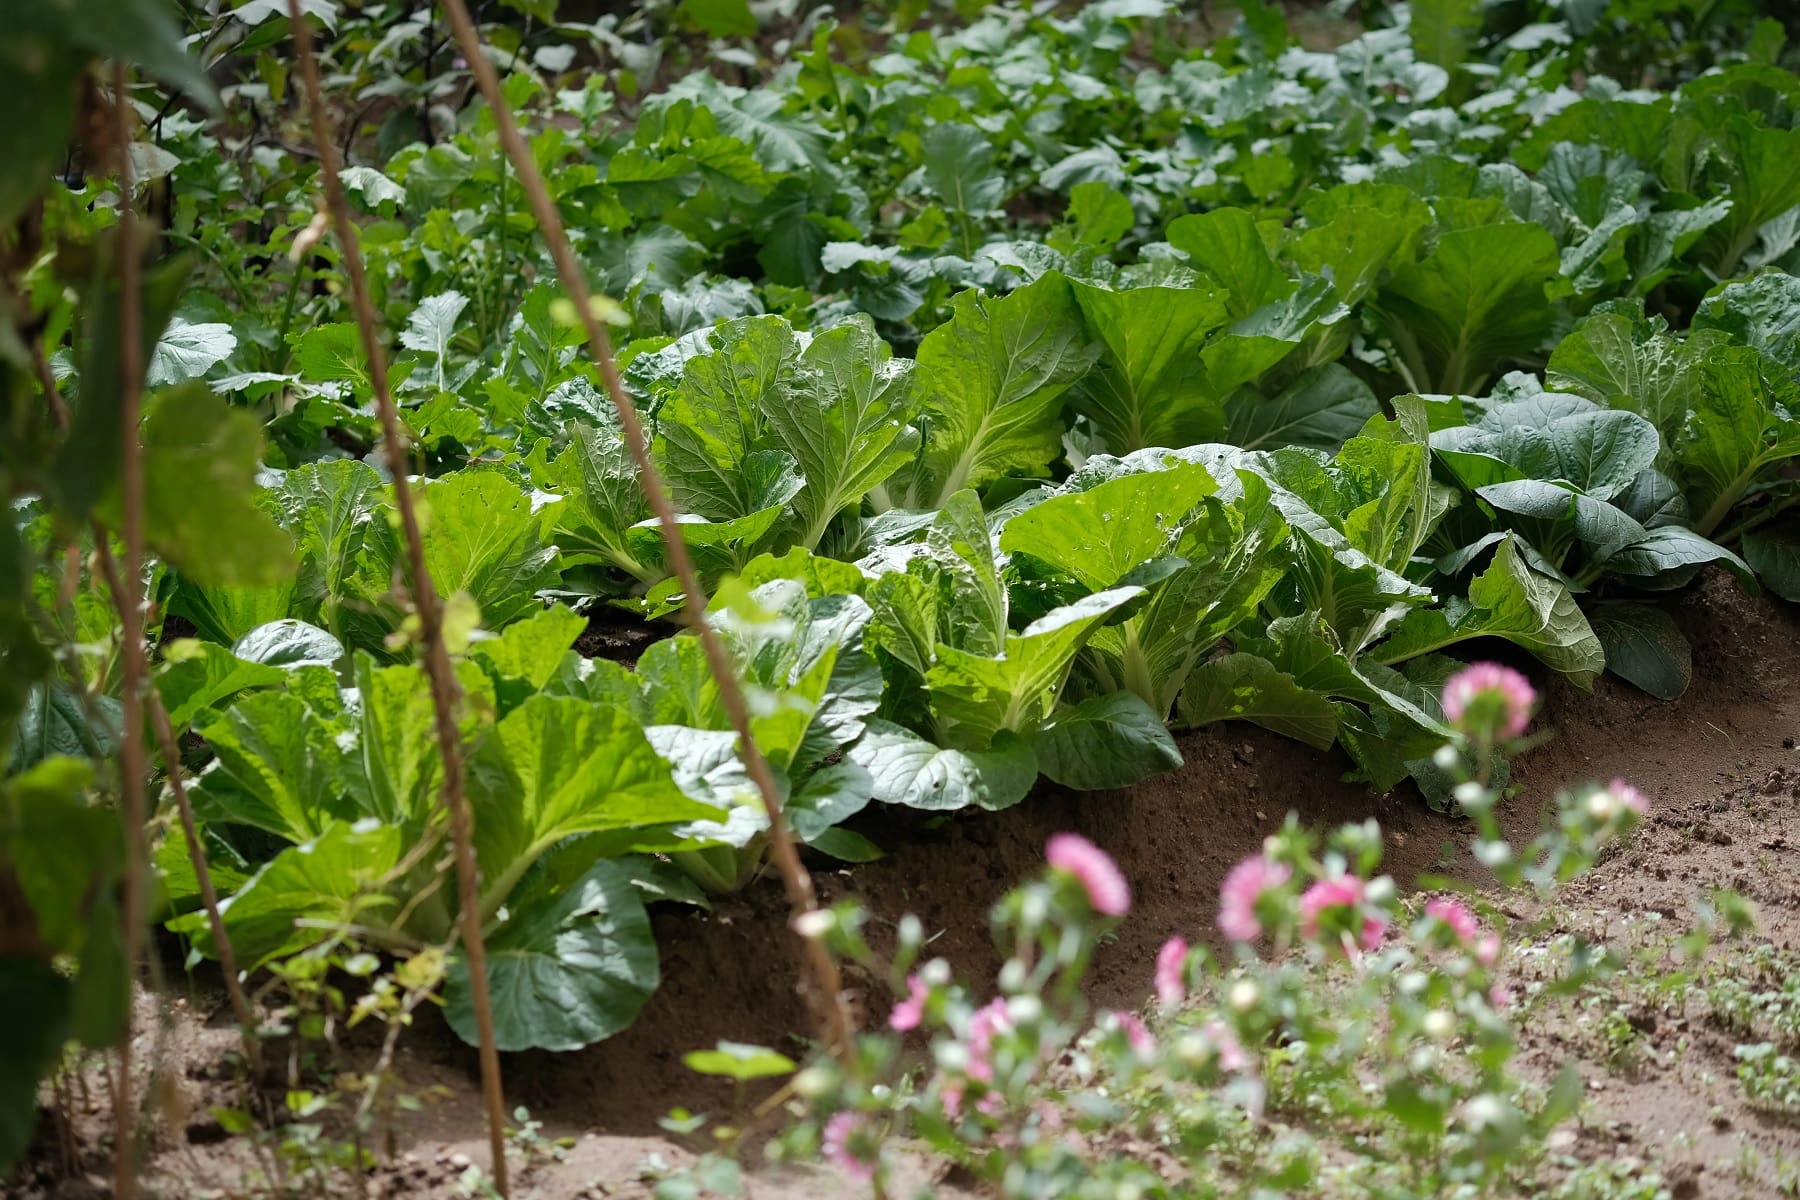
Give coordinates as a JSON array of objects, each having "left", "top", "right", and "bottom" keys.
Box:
[
  {"left": 436, "top": 0, "right": 854, "bottom": 1057},
  {"left": 282, "top": 5, "right": 510, "bottom": 1193},
  {"left": 109, "top": 61, "right": 150, "bottom": 1200},
  {"left": 91, "top": 539, "right": 261, "bottom": 1070}
]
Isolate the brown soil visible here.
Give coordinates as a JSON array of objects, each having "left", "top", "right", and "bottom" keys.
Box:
[{"left": 14, "top": 569, "right": 1800, "bottom": 1198}]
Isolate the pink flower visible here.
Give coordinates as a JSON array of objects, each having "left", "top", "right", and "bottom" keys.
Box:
[
  {"left": 1608, "top": 778, "right": 1650, "bottom": 815},
  {"left": 1298, "top": 876, "right": 1386, "bottom": 954},
  {"left": 888, "top": 974, "right": 928, "bottom": 1032},
  {"left": 1203, "top": 1019, "right": 1251, "bottom": 1072},
  {"left": 1155, "top": 936, "right": 1189, "bottom": 1009},
  {"left": 822, "top": 1111, "right": 874, "bottom": 1182},
  {"left": 1425, "top": 897, "right": 1479, "bottom": 944},
  {"left": 1475, "top": 933, "right": 1501, "bottom": 968},
  {"left": 1106, "top": 1010, "right": 1155, "bottom": 1058},
  {"left": 964, "top": 997, "right": 1011, "bottom": 1084},
  {"left": 1442, "top": 662, "right": 1536, "bottom": 739},
  {"left": 1218, "top": 855, "right": 1292, "bottom": 942},
  {"left": 1489, "top": 984, "right": 1513, "bottom": 1009},
  {"left": 1046, "top": 833, "right": 1131, "bottom": 916}
]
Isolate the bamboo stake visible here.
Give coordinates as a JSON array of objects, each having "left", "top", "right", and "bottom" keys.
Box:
[
  {"left": 282, "top": 5, "right": 510, "bottom": 1193},
  {"left": 109, "top": 61, "right": 150, "bottom": 1200},
  {"left": 436, "top": 0, "right": 853, "bottom": 1057}
]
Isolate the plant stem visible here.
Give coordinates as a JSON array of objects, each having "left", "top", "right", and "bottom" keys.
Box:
[
  {"left": 93, "top": 538, "right": 261, "bottom": 1071},
  {"left": 438, "top": 0, "right": 857, "bottom": 1060},
  {"left": 109, "top": 62, "right": 150, "bottom": 1200},
  {"left": 284, "top": 4, "right": 510, "bottom": 1194}
]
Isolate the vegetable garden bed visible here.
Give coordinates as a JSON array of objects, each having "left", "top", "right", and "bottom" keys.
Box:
[{"left": 11, "top": 0, "right": 1800, "bottom": 1195}]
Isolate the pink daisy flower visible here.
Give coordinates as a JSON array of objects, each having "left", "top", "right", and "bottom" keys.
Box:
[
  {"left": 1475, "top": 933, "right": 1501, "bottom": 968},
  {"left": 1202, "top": 1019, "right": 1251, "bottom": 1072},
  {"left": 822, "top": 1111, "right": 874, "bottom": 1182},
  {"left": 1425, "top": 897, "right": 1479, "bottom": 944},
  {"left": 888, "top": 973, "right": 928, "bottom": 1032},
  {"left": 1218, "top": 855, "right": 1292, "bottom": 942},
  {"left": 1155, "top": 936, "right": 1189, "bottom": 1009},
  {"left": 1046, "top": 833, "right": 1131, "bottom": 916},
  {"left": 1298, "top": 875, "right": 1386, "bottom": 953},
  {"left": 964, "top": 997, "right": 1011, "bottom": 1084},
  {"left": 1608, "top": 778, "right": 1650, "bottom": 815},
  {"left": 1441, "top": 662, "right": 1536, "bottom": 739},
  {"left": 1105, "top": 1010, "right": 1156, "bottom": 1058}
]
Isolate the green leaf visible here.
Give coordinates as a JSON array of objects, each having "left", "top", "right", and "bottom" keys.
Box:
[
  {"left": 1176, "top": 653, "right": 1338, "bottom": 749},
  {"left": 899, "top": 273, "right": 1098, "bottom": 507},
  {"left": 1546, "top": 312, "right": 1708, "bottom": 447},
  {"left": 350, "top": 471, "right": 562, "bottom": 647},
  {"left": 1694, "top": 273, "right": 1800, "bottom": 376},
  {"left": 1031, "top": 691, "right": 1181, "bottom": 790},
  {"left": 156, "top": 639, "right": 289, "bottom": 730},
  {"left": 680, "top": 0, "right": 757, "bottom": 37},
  {"left": 0, "top": 958, "right": 73, "bottom": 1174},
  {"left": 1590, "top": 603, "right": 1691, "bottom": 701},
  {"left": 191, "top": 820, "right": 404, "bottom": 967},
  {"left": 999, "top": 464, "right": 1219, "bottom": 594},
  {"left": 467, "top": 694, "right": 719, "bottom": 906},
  {"left": 1433, "top": 397, "right": 1661, "bottom": 504},
  {"left": 1676, "top": 344, "right": 1800, "bottom": 535},
  {"left": 659, "top": 316, "right": 800, "bottom": 522},
  {"left": 766, "top": 316, "right": 921, "bottom": 550},
  {"left": 1166, "top": 208, "right": 1288, "bottom": 319},
  {"left": 191, "top": 691, "right": 356, "bottom": 842},
  {"left": 683, "top": 1041, "right": 796, "bottom": 1081},
  {"left": 133, "top": 385, "right": 297, "bottom": 587},
  {"left": 470, "top": 604, "right": 587, "bottom": 698},
  {"left": 1744, "top": 521, "right": 1800, "bottom": 602},
  {"left": 147, "top": 318, "right": 237, "bottom": 387},
  {"left": 449, "top": 858, "right": 658, "bottom": 1052},
  {"left": 1599, "top": 525, "right": 1752, "bottom": 588},
  {"left": 1408, "top": 0, "right": 1482, "bottom": 69},
  {"left": 1373, "top": 536, "right": 1604, "bottom": 687},
  {"left": 1226, "top": 363, "right": 1380, "bottom": 452},
  {"left": 398, "top": 291, "right": 469, "bottom": 394},
  {"left": 1368, "top": 222, "right": 1559, "bottom": 394},
  {"left": 926, "top": 585, "right": 1142, "bottom": 749},
  {"left": 1066, "top": 281, "right": 1233, "bottom": 452},
  {"left": 921, "top": 124, "right": 1006, "bottom": 217},
  {"left": 231, "top": 619, "right": 344, "bottom": 670},
  {"left": 1061, "top": 182, "right": 1134, "bottom": 250},
  {"left": 853, "top": 717, "right": 1038, "bottom": 812},
  {"left": 54, "top": 256, "right": 192, "bottom": 522}
]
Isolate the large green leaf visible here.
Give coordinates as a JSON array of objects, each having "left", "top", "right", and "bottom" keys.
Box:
[
  {"left": 897, "top": 273, "right": 1098, "bottom": 508},
  {"left": 1030, "top": 691, "right": 1182, "bottom": 790},
  {"left": 467, "top": 694, "right": 718, "bottom": 907},
  {"left": 1590, "top": 602, "right": 1691, "bottom": 700},
  {"left": 192, "top": 820, "right": 404, "bottom": 968},
  {"left": 1373, "top": 536, "right": 1604, "bottom": 686},
  {"left": 132, "top": 385, "right": 297, "bottom": 587},
  {"left": 448, "top": 858, "right": 658, "bottom": 1052},
  {"left": 921, "top": 124, "right": 1006, "bottom": 218},
  {"left": 1368, "top": 222, "right": 1559, "bottom": 394},
  {"left": 852, "top": 717, "right": 1038, "bottom": 812},
  {"left": 1065, "top": 282, "right": 1233, "bottom": 452},
  {"left": 1176, "top": 652, "right": 1339, "bottom": 749},
  {"left": 191, "top": 691, "right": 356, "bottom": 842},
  {"left": 766, "top": 316, "right": 921, "bottom": 549},
  {"left": 926, "top": 585, "right": 1142, "bottom": 749}
]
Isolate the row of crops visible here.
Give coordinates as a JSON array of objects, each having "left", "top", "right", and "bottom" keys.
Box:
[{"left": 6, "top": 0, "right": 1800, "bottom": 1149}]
